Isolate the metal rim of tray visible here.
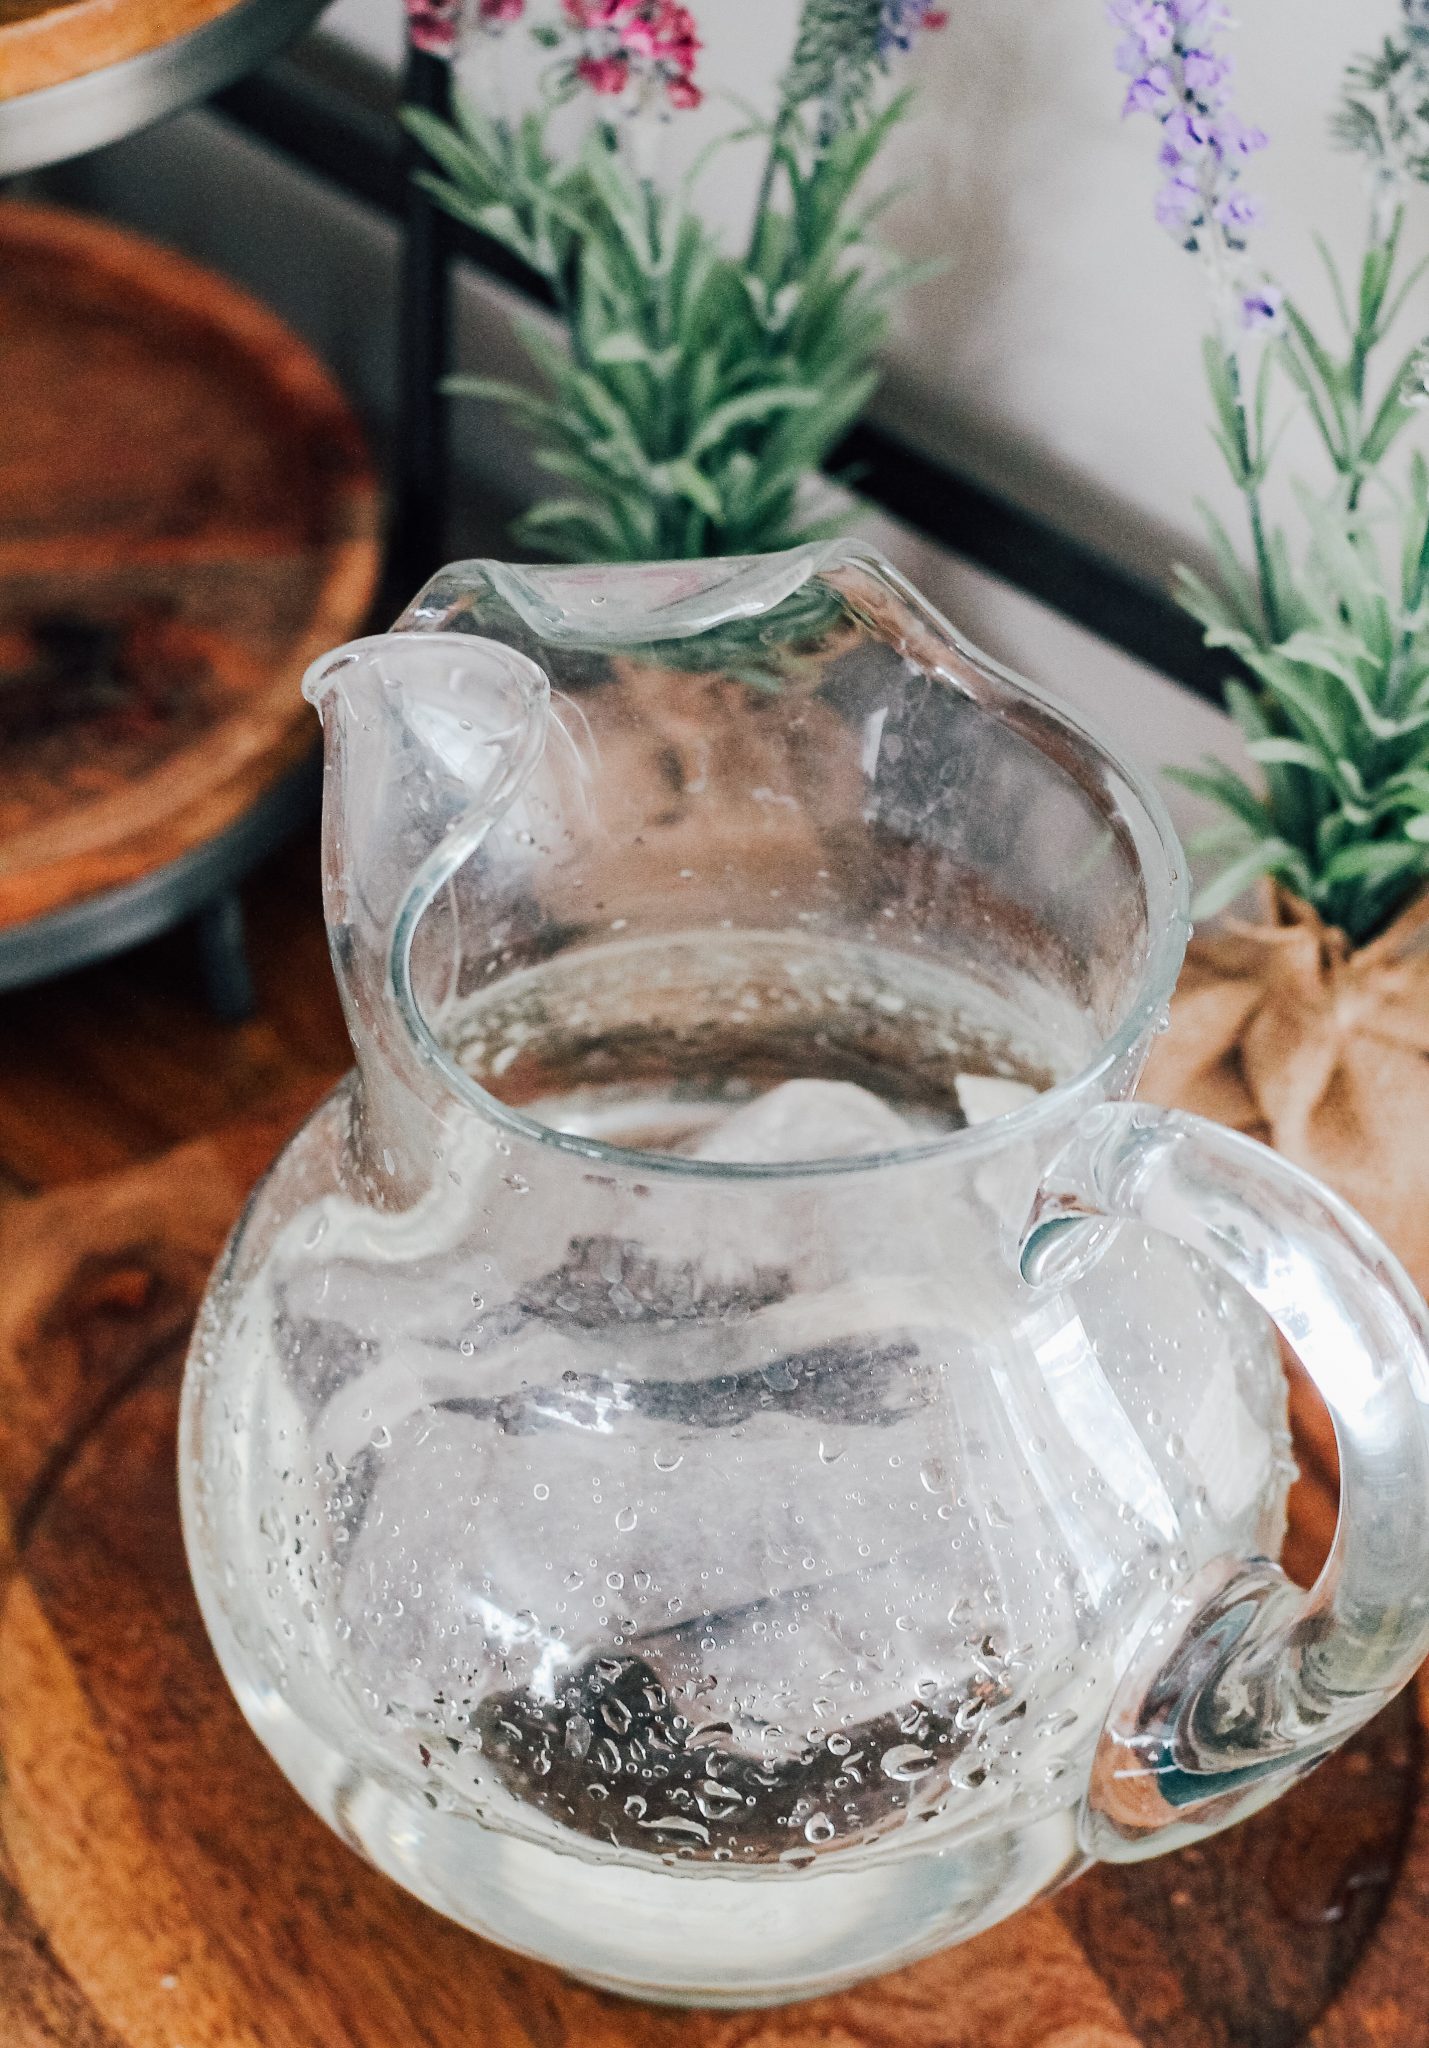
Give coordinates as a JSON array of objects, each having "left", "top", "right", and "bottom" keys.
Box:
[
  {"left": 0, "top": 0, "right": 331, "bottom": 178},
  {"left": 0, "top": 752, "right": 318, "bottom": 996}
]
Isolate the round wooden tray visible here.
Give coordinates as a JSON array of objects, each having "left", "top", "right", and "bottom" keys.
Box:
[
  {"left": 0, "top": 0, "right": 330, "bottom": 176},
  {"left": 0, "top": 201, "right": 379, "bottom": 973},
  {"left": 1, "top": 1110, "right": 1427, "bottom": 2046}
]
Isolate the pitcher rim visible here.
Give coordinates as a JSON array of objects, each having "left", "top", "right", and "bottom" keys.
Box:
[{"left": 327, "top": 597, "right": 1191, "bottom": 1181}]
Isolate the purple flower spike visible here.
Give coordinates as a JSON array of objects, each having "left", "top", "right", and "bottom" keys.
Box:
[
  {"left": 1182, "top": 49, "right": 1230, "bottom": 99},
  {"left": 1124, "top": 65, "right": 1175, "bottom": 115},
  {"left": 1108, "top": 0, "right": 1270, "bottom": 269},
  {"left": 1216, "top": 190, "right": 1261, "bottom": 230},
  {"left": 1240, "top": 283, "right": 1285, "bottom": 332}
]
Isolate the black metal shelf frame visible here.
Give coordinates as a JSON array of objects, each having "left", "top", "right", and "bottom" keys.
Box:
[{"left": 214, "top": 45, "right": 1228, "bottom": 706}]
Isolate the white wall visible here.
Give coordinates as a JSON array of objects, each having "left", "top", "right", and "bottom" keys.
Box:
[
  {"left": 319, "top": 0, "right": 1425, "bottom": 588},
  {"left": 880, "top": 0, "right": 1424, "bottom": 583}
]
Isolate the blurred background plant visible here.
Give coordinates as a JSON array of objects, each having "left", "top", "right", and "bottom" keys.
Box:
[
  {"left": 1112, "top": 0, "right": 1429, "bottom": 944},
  {"left": 401, "top": 0, "right": 945, "bottom": 562}
]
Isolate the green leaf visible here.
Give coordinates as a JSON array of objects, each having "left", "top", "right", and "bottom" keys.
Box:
[
  {"left": 1234, "top": 650, "right": 1345, "bottom": 759},
  {"left": 1312, "top": 231, "right": 1353, "bottom": 335},
  {"left": 1222, "top": 676, "right": 1273, "bottom": 743},
  {"left": 449, "top": 90, "right": 509, "bottom": 167},
  {"left": 657, "top": 458, "right": 724, "bottom": 521},
  {"left": 590, "top": 332, "right": 681, "bottom": 373},
  {"left": 579, "top": 132, "right": 656, "bottom": 274},
  {"left": 1189, "top": 504, "right": 1265, "bottom": 639},
  {"left": 683, "top": 385, "right": 821, "bottom": 460},
  {"left": 1165, "top": 762, "right": 1274, "bottom": 834},
  {"left": 441, "top": 373, "right": 564, "bottom": 430},
  {"left": 1320, "top": 839, "right": 1426, "bottom": 884},
  {"left": 1283, "top": 303, "right": 1352, "bottom": 451},
  {"left": 1192, "top": 840, "right": 1307, "bottom": 919},
  {"left": 402, "top": 107, "right": 499, "bottom": 193},
  {"left": 1357, "top": 208, "right": 1401, "bottom": 340},
  {"left": 1360, "top": 335, "right": 1428, "bottom": 465},
  {"left": 1246, "top": 736, "right": 1333, "bottom": 774},
  {"left": 1381, "top": 248, "right": 1429, "bottom": 335}
]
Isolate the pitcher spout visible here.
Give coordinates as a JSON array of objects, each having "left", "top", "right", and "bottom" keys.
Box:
[{"left": 302, "top": 631, "right": 552, "bottom": 1091}]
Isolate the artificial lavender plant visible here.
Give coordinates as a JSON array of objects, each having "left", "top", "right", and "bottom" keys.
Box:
[
  {"left": 402, "top": 0, "right": 945, "bottom": 561},
  {"left": 1113, "top": 0, "right": 1429, "bottom": 942}
]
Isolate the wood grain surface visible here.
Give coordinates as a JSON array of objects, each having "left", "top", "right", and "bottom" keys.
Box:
[
  {"left": 0, "top": 200, "right": 379, "bottom": 930},
  {"left": 0, "top": 846, "right": 1427, "bottom": 2046}
]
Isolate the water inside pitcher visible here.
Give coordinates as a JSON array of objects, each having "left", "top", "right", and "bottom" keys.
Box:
[{"left": 179, "top": 545, "right": 1429, "bottom": 2005}]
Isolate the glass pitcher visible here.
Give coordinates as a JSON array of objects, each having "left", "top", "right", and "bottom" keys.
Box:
[{"left": 180, "top": 544, "right": 1429, "bottom": 2007}]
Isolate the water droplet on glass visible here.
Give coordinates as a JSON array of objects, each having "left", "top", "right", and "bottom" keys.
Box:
[
  {"left": 881, "top": 1744, "right": 935, "bottom": 1781},
  {"left": 804, "top": 1813, "right": 836, "bottom": 1844},
  {"left": 694, "top": 1778, "right": 743, "bottom": 1822},
  {"left": 652, "top": 1449, "right": 683, "bottom": 1472},
  {"left": 370, "top": 1423, "right": 392, "bottom": 1450},
  {"left": 600, "top": 1696, "right": 633, "bottom": 1735},
  {"left": 615, "top": 1506, "right": 638, "bottom": 1532},
  {"left": 817, "top": 1441, "right": 844, "bottom": 1465},
  {"left": 533, "top": 1482, "right": 549, "bottom": 1501}
]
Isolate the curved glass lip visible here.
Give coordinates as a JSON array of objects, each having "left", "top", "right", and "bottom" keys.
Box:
[{"left": 361, "top": 555, "right": 1190, "bottom": 1182}]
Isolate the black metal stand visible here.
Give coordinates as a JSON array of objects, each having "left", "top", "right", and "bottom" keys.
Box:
[
  {"left": 387, "top": 46, "right": 455, "bottom": 608},
  {"left": 196, "top": 890, "right": 258, "bottom": 1022}
]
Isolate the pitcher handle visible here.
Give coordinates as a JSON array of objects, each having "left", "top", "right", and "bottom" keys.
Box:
[{"left": 1022, "top": 1100, "right": 1429, "bottom": 1861}]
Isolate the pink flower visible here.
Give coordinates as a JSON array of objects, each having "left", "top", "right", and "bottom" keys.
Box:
[
  {"left": 565, "top": 0, "right": 702, "bottom": 112},
  {"left": 653, "top": 1, "right": 699, "bottom": 57},
  {"left": 405, "top": 0, "right": 459, "bottom": 55},
  {"left": 619, "top": 18, "right": 662, "bottom": 55},
  {"left": 578, "top": 52, "right": 631, "bottom": 92},
  {"left": 479, "top": 0, "right": 525, "bottom": 17}
]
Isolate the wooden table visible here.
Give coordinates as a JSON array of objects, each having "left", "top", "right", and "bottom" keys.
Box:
[{"left": 0, "top": 856, "right": 1426, "bottom": 2045}]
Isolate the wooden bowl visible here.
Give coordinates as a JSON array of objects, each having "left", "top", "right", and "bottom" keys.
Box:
[
  {"left": 0, "top": 200, "right": 380, "bottom": 958},
  {"left": 0, "top": 0, "right": 331, "bottom": 175}
]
